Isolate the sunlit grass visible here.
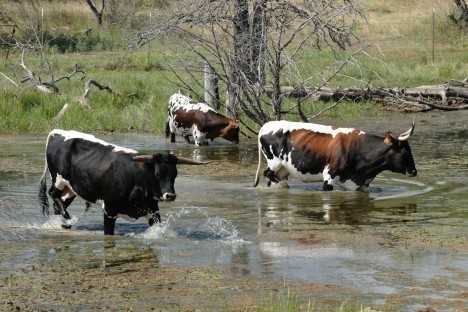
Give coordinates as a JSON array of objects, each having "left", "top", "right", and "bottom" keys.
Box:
[{"left": 0, "top": 0, "right": 467, "bottom": 134}]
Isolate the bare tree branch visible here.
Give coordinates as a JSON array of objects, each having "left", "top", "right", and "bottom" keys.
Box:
[{"left": 85, "top": 0, "right": 106, "bottom": 25}]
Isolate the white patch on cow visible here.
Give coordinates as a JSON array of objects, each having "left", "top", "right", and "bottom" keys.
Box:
[
  {"left": 259, "top": 120, "right": 365, "bottom": 138},
  {"left": 263, "top": 149, "right": 322, "bottom": 184},
  {"left": 168, "top": 93, "right": 215, "bottom": 113},
  {"left": 55, "top": 174, "right": 78, "bottom": 201},
  {"left": 50, "top": 129, "right": 137, "bottom": 154},
  {"left": 192, "top": 125, "right": 207, "bottom": 146},
  {"left": 54, "top": 174, "right": 69, "bottom": 191},
  {"left": 322, "top": 165, "right": 333, "bottom": 185}
]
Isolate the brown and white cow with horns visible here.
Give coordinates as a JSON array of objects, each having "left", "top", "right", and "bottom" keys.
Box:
[
  {"left": 253, "top": 120, "right": 417, "bottom": 191},
  {"left": 165, "top": 93, "right": 239, "bottom": 146}
]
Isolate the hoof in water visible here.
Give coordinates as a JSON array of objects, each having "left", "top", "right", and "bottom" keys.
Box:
[
  {"left": 323, "top": 183, "right": 333, "bottom": 191},
  {"left": 61, "top": 224, "right": 72, "bottom": 230}
]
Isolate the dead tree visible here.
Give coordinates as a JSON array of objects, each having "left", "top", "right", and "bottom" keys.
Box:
[
  {"left": 85, "top": 0, "right": 106, "bottom": 25},
  {"left": 204, "top": 62, "right": 220, "bottom": 109},
  {"left": 54, "top": 79, "right": 114, "bottom": 121},
  {"left": 265, "top": 78, "right": 468, "bottom": 115},
  {"left": 0, "top": 49, "right": 86, "bottom": 94},
  {"left": 136, "top": 0, "right": 363, "bottom": 128}
]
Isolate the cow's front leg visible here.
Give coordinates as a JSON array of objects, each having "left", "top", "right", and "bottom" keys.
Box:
[
  {"left": 148, "top": 212, "right": 161, "bottom": 227},
  {"left": 103, "top": 214, "right": 116, "bottom": 235},
  {"left": 170, "top": 133, "right": 176, "bottom": 143},
  {"left": 192, "top": 126, "right": 207, "bottom": 146},
  {"left": 322, "top": 165, "right": 334, "bottom": 191},
  {"left": 184, "top": 135, "right": 192, "bottom": 144}
]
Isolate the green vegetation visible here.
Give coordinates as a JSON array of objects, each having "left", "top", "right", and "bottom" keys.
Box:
[
  {"left": 0, "top": 0, "right": 467, "bottom": 134},
  {"left": 255, "top": 289, "right": 382, "bottom": 312}
]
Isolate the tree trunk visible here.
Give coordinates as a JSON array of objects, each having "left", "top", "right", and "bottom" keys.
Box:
[
  {"left": 226, "top": 86, "right": 239, "bottom": 119},
  {"left": 451, "top": 0, "right": 468, "bottom": 29},
  {"left": 233, "top": 0, "right": 252, "bottom": 81},
  {"left": 204, "top": 62, "right": 220, "bottom": 109},
  {"left": 251, "top": 0, "right": 267, "bottom": 85},
  {"left": 85, "top": 0, "right": 105, "bottom": 25}
]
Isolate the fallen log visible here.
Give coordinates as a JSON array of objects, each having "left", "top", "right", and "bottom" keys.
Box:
[{"left": 265, "top": 79, "right": 468, "bottom": 115}]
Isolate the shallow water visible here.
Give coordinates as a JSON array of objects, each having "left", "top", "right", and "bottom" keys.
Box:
[{"left": 0, "top": 113, "right": 467, "bottom": 311}]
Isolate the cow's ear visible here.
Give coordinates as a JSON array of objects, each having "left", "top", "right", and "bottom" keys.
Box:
[{"left": 384, "top": 132, "right": 397, "bottom": 145}]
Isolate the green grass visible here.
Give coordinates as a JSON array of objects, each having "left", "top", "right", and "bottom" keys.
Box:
[
  {"left": 0, "top": 48, "right": 181, "bottom": 134},
  {"left": 254, "top": 289, "right": 383, "bottom": 312}
]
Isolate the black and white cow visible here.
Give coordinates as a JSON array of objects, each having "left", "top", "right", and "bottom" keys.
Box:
[
  {"left": 166, "top": 93, "right": 239, "bottom": 146},
  {"left": 253, "top": 120, "right": 417, "bottom": 191},
  {"left": 38, "top": 129, "right": 206, "bottom": 235}
]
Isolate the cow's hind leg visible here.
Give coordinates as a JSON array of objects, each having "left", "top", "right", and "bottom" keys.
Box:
[
  {"left": 60, "top": 196, "right": 76, "bottom": 229},
  {"left": 264, "top": 167, "right": 289, "bottom": 188},
  {"left": 48, "top": 185, "right": 76, "bottom": 229},
  {"left": 264, "top": 168, "right": 280, "bottom": 186},
  {"left": 48, "top": 185, "right": 68, "bottom": 217}
]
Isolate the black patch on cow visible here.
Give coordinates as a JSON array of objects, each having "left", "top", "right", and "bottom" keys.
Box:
[{"left": 39, "top": 131, "right": 179, "bottom": 235}]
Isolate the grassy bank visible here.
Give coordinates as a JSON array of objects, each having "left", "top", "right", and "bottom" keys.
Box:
[{"left": 0, "top": 0, "right": 467, "bottom": 134}]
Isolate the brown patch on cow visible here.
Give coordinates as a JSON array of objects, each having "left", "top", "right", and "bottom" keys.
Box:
[
  {"left": 289, "top": 129, "right": 333, "bottom": 160},
  {"left": 61, "top": 186, "right": 76, "bottom": 201},
  {"left": 289, "top": 129, "right": 364, "bottom": 175},
  {"left": 331, "top": 131, "right": 363, "bottom": 153},
  {"left": 328, "top": 132, "right": 363, "bottom": 169},
  {"left": 174, "top": 109, "right": 239, "bottom": 143},
  {"left": 219, "top": 119, "right": 239, "bottom": 143}
]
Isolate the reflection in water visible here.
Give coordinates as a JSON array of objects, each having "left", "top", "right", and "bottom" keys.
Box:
[
  {"left": 1, "top": 115, "right": 468, "bottom": 312},
  {"left": 256, "top": 188, "right": 424, "bottom": 229}
]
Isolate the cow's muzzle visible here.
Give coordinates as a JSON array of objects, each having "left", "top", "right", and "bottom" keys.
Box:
[
  {"left": 407, "top": 169, "right": 417, "bottom": 177},
  {"left": 161, "top": 193, "right": 176, "bottom": 201}
]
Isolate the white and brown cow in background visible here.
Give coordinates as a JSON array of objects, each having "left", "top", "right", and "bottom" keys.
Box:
[
  {"left": 166, "top": 93, "right": 239, "bottom": 146},
  {"left": 254, "top": 120, "right": 417, "bottom": 191}
]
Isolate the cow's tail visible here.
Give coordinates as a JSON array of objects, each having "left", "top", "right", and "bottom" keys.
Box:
[
  {"left": 253, "top": 135, "right": 262, "bottom": 187},
  {"left": 38, "top": 132, "right": 52, "bottom": 216}
]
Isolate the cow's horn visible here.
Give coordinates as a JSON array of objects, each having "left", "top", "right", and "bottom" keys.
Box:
[
  {"left": 133, "top": 155, "right": 153, "bottom": 161},
  {"left": 398, "top": 120, "right": 415, "bottom": 141},
  {"left": 177, "top": 157, "right": 210, "bottom": 165}
]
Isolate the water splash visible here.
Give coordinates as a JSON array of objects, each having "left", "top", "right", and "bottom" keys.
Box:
[
  {"left": 135, "top": 208, "right": 249, "bottom": 246},
  {"left": 36, "top": 215, "right": 79, "bottom": 230}
]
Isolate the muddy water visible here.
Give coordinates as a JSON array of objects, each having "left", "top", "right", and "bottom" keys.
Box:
[{"left": 0, "top": 113, "right": 467, "bottom": 311}]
